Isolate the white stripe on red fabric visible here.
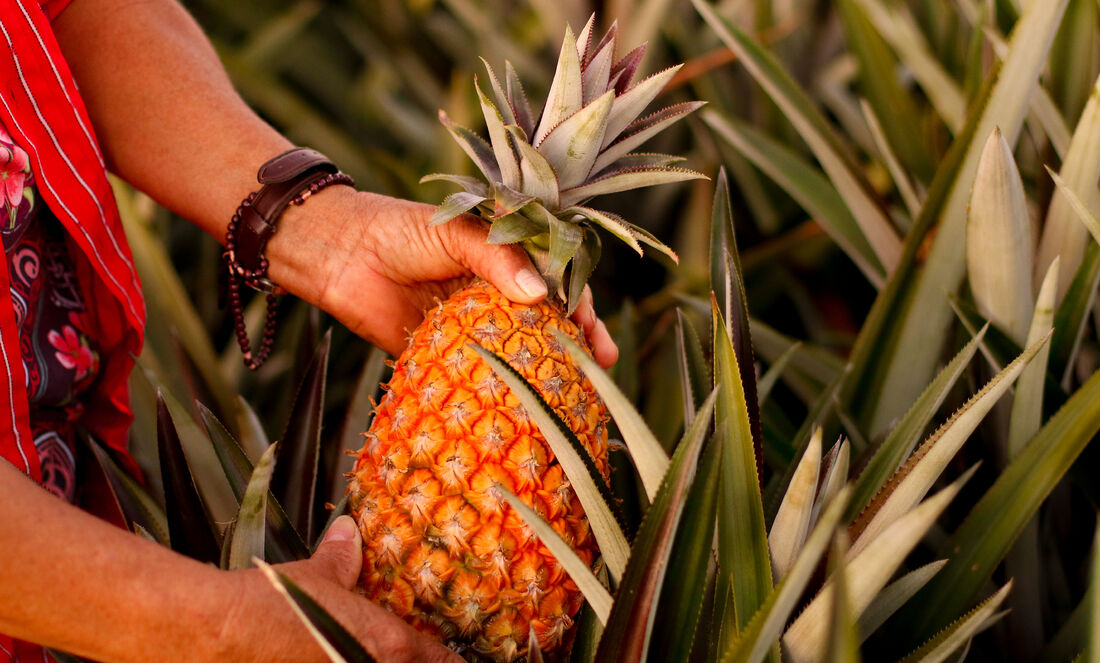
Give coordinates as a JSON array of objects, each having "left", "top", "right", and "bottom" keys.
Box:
[
  {"left": 0, "top": 11, "right": 143, "bottom": 323},
  {"left": 14, "top": 0, "right": 106, "bottom": 169}
]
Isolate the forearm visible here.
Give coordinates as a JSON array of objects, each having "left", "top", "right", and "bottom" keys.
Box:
[
  {"left": 0, "top": 461, "right": 226, "bottom": 662},
  {"left": 52, "top": 0, "right": 293, "bottom": 240}
]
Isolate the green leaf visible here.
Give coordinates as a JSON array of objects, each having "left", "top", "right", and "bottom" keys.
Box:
[
  {"left": 559, "top": 167, "right": 705, "bottom": 209},
  {"left": 197, "top": 404, "right": 309, "bottom": 563},
  {"left": 438, "top": 110, "right": 502, "bottom": 183},
  {"left": 823, "top": 534, "right": 861, "bottom": 663},
  {"left": 713, "top": 301, "right": 773, "bottom": 638},
  {"left": 966, "top": 127, "right": 1034, "bottom": 344},
  {"left": 902, "top": 365, "right": 1100, "bottom": 638},
  {"left": 535, "top": 24, "right": 583, "bottom": 145},
  {"left": 547, "top": 212, "right": 585, "bottom": 287},
  {"left": 475, "top": 78, "right": 521, "bottom": 190},
  {"left": 603, "top": 65, "right": 683, "bottom": 145},
  {"left": 234, "top": 395, "right": 271, "bottom": 465},
  {"left": 567, "top": 229, "right": 601, "bottom": 316},
  {"left": 692, "top": 0, "right": 902, "bottom": 274},
  {"left": 758, "top": 343, "right": 802, "bottom": 404},
  {"left": 851, "top": 333, "right": 1049, "bottom": 556},
  {"left": 506, "top": 125, "right": 560, "bottom": 209},
  {"left": 676, "top": 309, "right": 711, "bottom": 427},
  {"left": 591, "top": 102, "right": 706, "bottom": 174},
  {"left": 1087, "top": 526, "right": 1100, "bottom": 663},
  {"left": 785, "top": 475, "right": 969, "bottom": 662},
  {"left": 487, "top": 212, "right": 547, "bottom": 245},
  {"left": 228, "top": 442, "right": 278, "bottom": 570},
  {"left": 898, "top": 583, "right": 1012, "bottom": 663},
  {"left": 539, "top": 90, "right": 614, "bottom": 189},
  {"left": 847, "top": 326, "right": 985, "bottom": 520},
  {"left": 862, "top": 0, "right": 1071, "bottom": 437},
  {"left": 472, "top": 344, "right": 630, "bottom": 581},
  {"left": 419, "top": 173, "right": 490, "bottom": 198},
  {"left": 650, "top": 434, "right": 723, "bottom": 663},
  {"left": 703, "top": 111, "right": 886, "bottom": 288},
  {"left": 272, "top": 331, "right": 330, "bottom": 545},
  {"left": 256, "top": 560, "right": 377, "bottom": 663},
  {"left": 157, "top": 392, "right": 221, "bottom": 564},
  {"left": 561, "top": 206, "right": 644, "bottom": 256},
  {"left": 554, "top": 331, "right": 669, "bottom": 500},
  {"left": 857, "top": 560, "right": 947, "bottom": 639},
  {"left": 1051, "top": 241, "right": 1100, "bottom": 383},
  {"left": 1007, "top": 259, "right": 1059, "bottom": 457},
  {"left": 430, "top": 191, "right": 488, "bottom": 226},
  {"left": 593, "top": 388, "right": 720, "bottom": 662},
  {"left": 499, "top": 486, "right": 613, "bottom": 624},
  {"left": 769, "top": 427, "right": 822, "bottom": 580},
  {"left": 85, "top": 434, "right": 170, "bottom": 545},
  {"left": 718, "top": 488, "right": 851, "bottom": 663}
]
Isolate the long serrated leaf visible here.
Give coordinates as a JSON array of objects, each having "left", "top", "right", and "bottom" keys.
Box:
[
  {"left": 535, "top": 24, "right": 583, "bottom": 145},
  {"left": 719, "top": 488, "right": 851, "bottom": 663},
  {"left": 851, "top": 333, "right": 1049, "bottom": 556},
  {"left": 419, "top": 173, "right": 489, "bottom": 197},
  {"left": 848, "top": 326, "right": 984, "bottom": 520},
  {"left": 591, "top": 102, "right": 706, "bottom": 174},
  {"left": 85, "top": 434, "right": 170, "bottom": 545},
  {"left": 546, "top": 213, "right": 585, "bottom": 287},
  {"left": 429, "top": 191, "right": 488, "bottom": 226},
  {"left": 1088, "top": 526, "right": 1100, "bottom": 663},
  {"left": 197, "top": 404, "right": 309, "bottom": 562},
  {"left": 693, "top": 0, "right": 902, "bottom": 274},
  {"left": 567, "top": 229, "right": 600, "bottom": 316},
  {"left": 487, "top": 212, "right": 546, "bottom": 245},
  {"left": 603, "top": 65, "right": 683, "bottom": 145},
  {"left": 859, "top": 99, "right": 923, "bottom": 220},
  {"left": 228, "top": 442, "right": 278, "bottom": 570},
  {"left": 650, "top": 435, "right": 723, "bottom": 663},
  {"left": 500, "top": 487, "right": 613, "bottom": 624},
  {"left": 966, "top": 127, "right": 1034, "bottom": 344},
  {"left": 713, "top": 301, "right": 773, "bottom": 636},
  {"left": 256, "top": 560, "right": 376, "bottom": 663},
  {"left": 562, "top": 206, "right": 643, "bottom": 255},
  {"left": 864, "top": 0, "right": 1071, "bottom": 437},
  {"left": 703, "top": 111, "right": 886, "bottom": 288},
  {"left": 555, "top": 331, "right": 669, "bottom": 499},
  {"left": 899, "top": 583, "right": 1012, "bottom": 663},
  {"left": 858, "top": 560, "right": 947, "bottom": 639},
  {"left": 475, "top": 79, "right": 521, "bottom": 190},
  {"left": 677, "top": 309, "right": 711, "bottom": 427},
  {"left": 593, "top": 388, "right": 719, "bottom": 662},
  {"left": 900, "top": 366, "right": 1100, "bottom": 637},
  {"left": 438, "top": 110, "right": 502, "bottom": 183},
  {"left": 272, "top": 331, "right": 330, "bottom": 545},
  {"left": 769, "top": 428, "right": 822, "bottom": 580},
  {"left": 472, "top": 345, "right": 629, "bottom": 580},
  {"left": 157, "top": 392, "right": 221, "bottom": 563},
  {"left": 823, "top": 533, "right": 861, "bottom": 663},
  {"left": 559, "top": 167, "right": 705, "bottom": 209},
  {"left": 785, "top": 477, "right": 966, "bottom": 663}
]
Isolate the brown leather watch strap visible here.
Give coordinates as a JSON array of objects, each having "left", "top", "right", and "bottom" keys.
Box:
[{"left": 234, "top": 148, "right": 338, "bottom": 273}]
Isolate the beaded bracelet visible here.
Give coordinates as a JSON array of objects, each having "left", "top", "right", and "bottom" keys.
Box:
[{"left": 222, "top": 150, "right": 354, "bottom": 370}]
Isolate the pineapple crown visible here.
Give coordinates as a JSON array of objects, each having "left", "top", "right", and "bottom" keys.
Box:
[{"left": 423, "top": 16, "right": 706, "bottom": 313}]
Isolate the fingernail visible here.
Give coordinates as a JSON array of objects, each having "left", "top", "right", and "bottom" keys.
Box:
[
  {"left": 516, "top": 270, "right": 548, "bottom": 299},
  {"left": 325, "top": 515, "right": 357, "bottom": 543}
]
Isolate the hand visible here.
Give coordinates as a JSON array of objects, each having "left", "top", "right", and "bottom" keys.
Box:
[
  {"left": 219, "top": 517, "right": 461, "bottom": 663},
  {"left": 268, "top": 187, "right": 619, "bottom": 367}
]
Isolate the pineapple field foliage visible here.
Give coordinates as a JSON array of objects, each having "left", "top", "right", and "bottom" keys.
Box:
[{"left": 65, "top": 0, "right": 1100, "bottom": 661}]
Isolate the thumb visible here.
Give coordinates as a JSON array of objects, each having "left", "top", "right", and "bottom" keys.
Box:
[
  {"left": 307, "top": 515, "right": 363, "bottom": 589},
  {"left": 442, "top": 215, "right": 548, "bottom": 304}
]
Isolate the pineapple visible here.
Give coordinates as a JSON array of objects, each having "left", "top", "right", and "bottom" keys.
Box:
[{"left": 347, "top": 17, "right": 703, "bottom": 661}]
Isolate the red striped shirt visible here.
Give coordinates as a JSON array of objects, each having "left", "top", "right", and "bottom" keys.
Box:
[{"left": 1, "top": 0, "right": 146, "bottom": 658}]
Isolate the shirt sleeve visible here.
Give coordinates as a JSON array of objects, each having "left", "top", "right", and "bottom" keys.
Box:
[{"left": 40, "top": 0, "right": 75, "bottom": 21}]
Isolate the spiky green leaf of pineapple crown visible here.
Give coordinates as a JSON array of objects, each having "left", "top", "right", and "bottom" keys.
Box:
[{"left": 422, "top": 16, "right": 706, "bottom": 313}]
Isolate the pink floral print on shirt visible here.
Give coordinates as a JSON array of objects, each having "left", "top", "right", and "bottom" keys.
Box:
[
  {"left": 47, "top": 324, "right": 98, "bottom": 382},
  {"left": 0, "top": 126, "right": 31, "bottom": 228}
]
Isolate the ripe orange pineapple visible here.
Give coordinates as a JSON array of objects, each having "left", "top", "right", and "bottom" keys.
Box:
[{"left": 348, "top": 16, "right": 703, "bottom": 661}]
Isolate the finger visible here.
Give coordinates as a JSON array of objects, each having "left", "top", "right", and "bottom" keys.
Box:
[
  {"left": 306, "top": 515, "right": 362, "bottom": 589},
  {"left": 442, "top": 216, "right": 548, "bottom": 303},
  {"left": 572, "top": 285, "right": 598, "bottom": 335},
  {"left": 591, "top": 318, "right": 619, "bottom": 368}
]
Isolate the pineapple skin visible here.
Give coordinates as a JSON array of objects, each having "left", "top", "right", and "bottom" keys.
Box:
[{"left": 349, "top": 278, "right": 610, "bottom": 662}]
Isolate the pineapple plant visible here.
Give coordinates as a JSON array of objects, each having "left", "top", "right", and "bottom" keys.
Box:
[{"left": 345, "top": 17, "right": 704, "bottom": 660}]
